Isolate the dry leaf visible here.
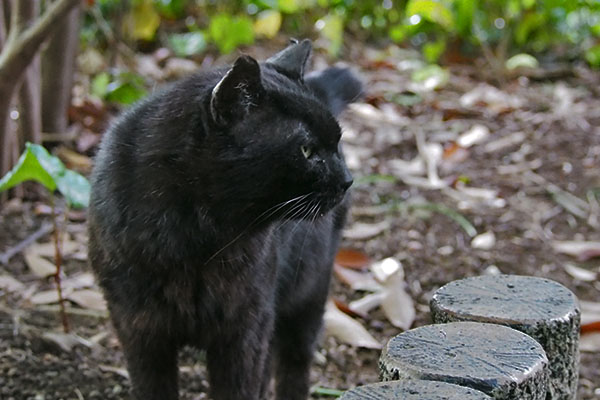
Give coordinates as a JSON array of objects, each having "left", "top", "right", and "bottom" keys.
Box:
[
  {"left": 580, "top": 332, "right": 600, "bottom": 352},
  {"left": 31, "top": 289, "right": 63, "bottom": 305},
  {"left": 62, "top": 273, "right": 96, "bottom": 290},
  {"left": 67, "top": 289, "right": 107, "bottom": 311},
  {"left": 343, "top": 220, "right": 390, "bottom": 240},
  {"left": 457, "top": 124, "right": 490, "bottom": 148},
  {"left": 380, "top": 272, "right": 415, "bottom": 330},
  {"left": 99, "top": 365, "right": 130, "bottom": 379},
  {"left": 335, "top": 249, "right": 370, "bottom": 270},
  {"left": 581, "top": 301, "right": 600, "bottom": 326},
  {"left": 333, "top": 298, "right": 369, "bottom": 319},
  {"left": 323, "top": 301, "right": 381, "bottom": 349},
  {"left": 24, "top": 251, "right": 56, "bottom": 278},
  {"left": 27, "top": 239, "right": 79, "bottom": 259},
  {"left": 42, "top": 332, "right": 94, "bottom": 352},
  {"left": 471, "top": 231, "right": 496, "bottom": 250},
  {"left": 333, "top": 264, "right": 382, "bottom": 291},
  {"left": 0, "top": 275, "right": 25, "bottom": 292},
  {"left": 553, "top": 241, "right": 600, "bottom": 261},
  {"left": 564, "top": 263, "right": 597, "bottom": 282},
  {"left": 371, "top": 258, "right": 402, "bottom": 283},
  {"left": 349, "top": 292, "right": 385, "bottom": 315}
]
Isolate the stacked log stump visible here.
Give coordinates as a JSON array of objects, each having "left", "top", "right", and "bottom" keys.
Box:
[{"left": 340, "top": 274, "right": 580, "bottom": 399}]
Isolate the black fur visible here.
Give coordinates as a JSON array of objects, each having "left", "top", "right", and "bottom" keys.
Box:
[{"left": 88, "top": 39, "right": 362, "bottom": 400}]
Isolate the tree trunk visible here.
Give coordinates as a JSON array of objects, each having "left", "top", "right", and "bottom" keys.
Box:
[
  {"left": 0, "top": 0, "right": 80, "bottom": 177},
  {"left": 18, "top": 0, "right": 42, "bottom": 146},
  {"left": 42, "top": 3, "right": 81, "bottom": 135}
]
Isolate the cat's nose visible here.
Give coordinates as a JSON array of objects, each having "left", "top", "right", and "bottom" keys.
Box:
[{"left": 342, "top": 177, "right": 353, "bottom": 191}]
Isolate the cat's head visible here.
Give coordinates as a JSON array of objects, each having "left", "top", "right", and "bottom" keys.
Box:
[{"left": 200, "top": 40, "right": 361, "bottom": 225}]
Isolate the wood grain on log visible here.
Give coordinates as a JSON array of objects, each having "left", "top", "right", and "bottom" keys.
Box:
[
  {"left": 379, "top": 322, "right": 549, "bottom": 400},
  {"left": 340, "top": 380, "right": 491, "bottom": 399},
  {"left": 430, "top": 275, "right": 580, "bottom": 400}
]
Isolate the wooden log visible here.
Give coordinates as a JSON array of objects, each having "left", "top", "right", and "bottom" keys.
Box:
[
  {"left": 430, "top": 275, "right": 580, "bottom": 400},
  {"left": 340, "top": 380, "right": 492, "bottom": 399},
  {"left": 379, "top": 322, "right": 549, "bottom": 400}
]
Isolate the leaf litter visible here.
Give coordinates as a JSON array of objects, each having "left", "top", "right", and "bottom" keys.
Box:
[{"left": 1, "top": 42, "right": 600, "bottom": 399}]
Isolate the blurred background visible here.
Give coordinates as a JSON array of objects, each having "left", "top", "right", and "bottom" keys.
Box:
[{"left": 0, "top": 1, "right": 599, "bottom": 399}]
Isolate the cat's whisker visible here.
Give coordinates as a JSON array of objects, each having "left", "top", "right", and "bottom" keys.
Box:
[{"left": 204, "top": 192, "right": 314, "bottom": 264}]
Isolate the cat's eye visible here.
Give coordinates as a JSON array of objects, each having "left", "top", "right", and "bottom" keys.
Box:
[{"left": 300, "top": 145, "right": 313, "bottom": 159}]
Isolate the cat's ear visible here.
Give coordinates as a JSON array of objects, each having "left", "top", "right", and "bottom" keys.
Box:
[
  {"left": 266, "top": 38, "right": 312, "bottom": 81},
  {"left": 210, "top": 55, "right": 263, "bottom": 126}
]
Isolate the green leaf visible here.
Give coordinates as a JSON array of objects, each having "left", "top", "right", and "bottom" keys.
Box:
[
  {"left": 253, "top": 10, "right": 282, "bottom": 38},
  {"left": 167, "top": 32, "right": 207, "bottom": 57},
  {"left": 209, "top": 14, "right": 254, "bottom": 54},
  {"left": 406, "top": 0, "right": 454, "bottom": 30},
  {"left": 505, "top": 53, "right": 539, "bottom": 69},
  {"left": 105, "top": 73, "right": 147, "bottom": 105},
  {"left": 389, "top": 23, "right": 408, "bottom": 43},
  {"left": 0, "top": 143, "right": 58, "bottom": 192},
  {"left": 56, "top": 170, "right": 91, "bottom": 208},
  {"left": 91, "top": 72, "right": 110, "bottom": 99},
  {"left": 423, "top": 38, "right": 446, "bottom": 63},
  {"left": 319, "top": 13, "right": 344, "bottom": 56},
  {"left": 455, "top": 0, "right": 474, "bottom": 35},
  {"left": 310, "top": 386, "right": 345, "bottom": 397},
  {"left": 0, "top": 143, "right": 90, "bottom": 208},
  {"left": 411, "top": 64, "right": 449, "bottom": 90},
  {"left": 585, "top": 44, "right": 600, "bottom": 67},
  {"left": 122, "top": 0, "right": 161, "bottom": 41},
  {"left": 153, "top": 0, "right": 188, "bottom": 19}
]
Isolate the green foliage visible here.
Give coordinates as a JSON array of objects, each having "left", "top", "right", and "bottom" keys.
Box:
[
  {"left": 0, "top": 143, "right": 90, "bottom": 208},
  {"left": 209, "top": 14, "right": 255, "bottom": 54},
  {"left": 92, "top": 72, "right": 147, "bottom": 105},
  {"left": 83, "top": 0, "right": 600, "bottom": 67},
  {"left": 168, "top": 32, "right": 207, "bottom": 57}
]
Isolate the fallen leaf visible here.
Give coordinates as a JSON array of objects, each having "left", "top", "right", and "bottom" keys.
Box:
[
  {"left": 380, "top": 271, "right": 416, "bottom": 330},
  {"left": 24, "top": 251, "right": 56, "bottom": 278},
  {"left": 333, "top": 264, "right": 382, "bottom": 292},
  {"left": 564, "top": 263, "right": 597, "bottom": 282},
  {"left": 371, "top": 258, "right": 402, "bottom": 283},
  {"left": 581, "top": 301, "right": 600, "bottom": 326},
  {"left": 553, "top": 241, "right": 600, "bottom": 261},
  {"left": 343, "top": 220, "right": 390, "bottom": 240},
  {"left": 349, "top": 292, "right": 385, "bottom": 314},
  {"left": 580, "top": 332, "right": 600, "bottom": 352},
  {"left": 471, "top": 231, "right": 496, "bottom": 250},
  {"left": 333, "top": 298, "right": 368, "bottom": 319},
  {"left": 335, "top": 249, "right": 370, "bottom": 270},
  {"left": 0, "top": 275, "right": 25, "bottom": 292},
  {"left": 457, "top": 124, "right": 490, "bottom": 148},
  {"left": 99, "top": 365, "right": 130, "bottom": 379},
  {"left": 61, "top": 272, "right": 96, "bottom": 290},
  {"left": 27, "top": 239, "right": 79, "bottom": 259},
  {"left": 31, "top": 288, "right": 72, "bottom": 305},
  {"left": 41, "top": 332, "right": 94, "bottom": 352},
  {"left": 55, "top": 146, "right": 93, "bottom": 173},
  {"left": 67, "top": 289, "right": 107, "bottom": 311},
  {"left": 323, "top": 301, "right": 381, "bottom": 349}
]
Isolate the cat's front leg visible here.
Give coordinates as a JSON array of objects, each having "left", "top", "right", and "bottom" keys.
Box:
[
  {"left": 113, "top": 311, "right": 179, "bottom": 400},
  {"left": 274, "top": 301, "right": 326, "bottom": 400},
  {"left": 206, "top": 310, "right": 275, "bottom": 400}
]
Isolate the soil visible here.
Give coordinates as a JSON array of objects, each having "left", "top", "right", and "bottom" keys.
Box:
[{"left": 1, "top": 45, "right": 599, "bottom": 399}]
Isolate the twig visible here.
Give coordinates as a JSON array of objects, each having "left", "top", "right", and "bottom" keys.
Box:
[
  {"left": 0, "top": 222, "right": 53, "bottom": 265},
  {"left": 50, "top": 193, "right": 70, "bottom": 333}
]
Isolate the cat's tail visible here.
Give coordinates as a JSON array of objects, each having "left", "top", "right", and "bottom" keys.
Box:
[{"left": 305, "top": 67, "right": 364, "bottom": 117}]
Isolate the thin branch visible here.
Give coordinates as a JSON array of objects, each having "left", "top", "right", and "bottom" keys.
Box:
[{"left": 0, "top": 0, "right": 80, "bottom": 80}]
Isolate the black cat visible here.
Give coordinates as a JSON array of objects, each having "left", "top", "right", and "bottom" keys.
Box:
[{"left": 88, "top": 39, "right": 362, "bottom": 400}]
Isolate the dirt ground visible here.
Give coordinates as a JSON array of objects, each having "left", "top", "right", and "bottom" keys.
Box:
[{"left": 0, "top": 44, "right": 599, "bottom": 399}]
